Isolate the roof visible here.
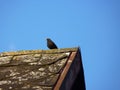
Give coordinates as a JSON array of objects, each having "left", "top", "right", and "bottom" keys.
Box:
[{"left": 0, "top": 47, "right": 85, "bottom": 90}]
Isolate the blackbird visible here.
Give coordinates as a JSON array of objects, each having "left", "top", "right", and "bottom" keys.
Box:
[{"left": 46, "top": 38, "right": 58, "bottom": 49}]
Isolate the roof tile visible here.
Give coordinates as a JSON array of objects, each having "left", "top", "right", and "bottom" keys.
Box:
[{"left": 0, "top": 48, "right": 79, "bottom": 90}]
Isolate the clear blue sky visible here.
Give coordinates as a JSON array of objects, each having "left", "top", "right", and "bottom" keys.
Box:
[{"left": 0, "top": 0, "right": 120, "bottom": 90}]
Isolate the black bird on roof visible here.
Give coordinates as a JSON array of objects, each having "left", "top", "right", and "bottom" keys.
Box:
[{"left": 46, "top": 38, "right": 58, "bottom": 49}]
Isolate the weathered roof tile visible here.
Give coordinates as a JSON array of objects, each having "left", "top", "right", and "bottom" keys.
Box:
[{"left": 0, "top": 47, "right": 79, "bottom": 90}]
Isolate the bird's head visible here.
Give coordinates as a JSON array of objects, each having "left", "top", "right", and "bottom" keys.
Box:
[{"left": 46, "top": 38, "right": 51, "bottom": 41}]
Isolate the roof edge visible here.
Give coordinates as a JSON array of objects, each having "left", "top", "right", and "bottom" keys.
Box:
[{"left": 0, "top": 47, "right": 79, "bottom": 57}]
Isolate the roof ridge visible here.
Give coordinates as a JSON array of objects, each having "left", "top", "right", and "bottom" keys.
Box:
[{"left": 0, "top": 47, "right": 79, "bottom": 57}]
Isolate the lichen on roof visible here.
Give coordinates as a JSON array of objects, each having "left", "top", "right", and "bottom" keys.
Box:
[
  {"left": 0, "top": 47, "right": 78, "bottom": 57},
  {"left": 0, "top": 47, "right": 78, "bottom": 90}
]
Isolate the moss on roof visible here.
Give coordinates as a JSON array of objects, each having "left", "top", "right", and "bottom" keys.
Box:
[
  {"left": 0, "top": 47, "right": 79, "bottom": 90},
  {"left": 0, "top": 47, "right": 78, "bottom": 57}
]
